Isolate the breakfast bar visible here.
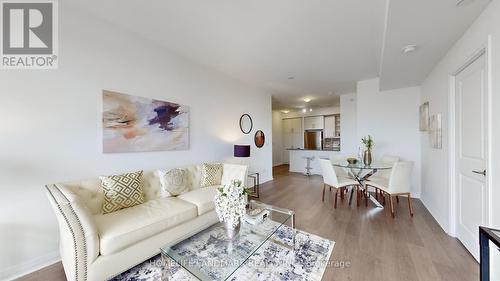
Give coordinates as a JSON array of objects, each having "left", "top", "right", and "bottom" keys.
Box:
[{"left": 288, "top": 149, "right": 342, "bottom": 175}]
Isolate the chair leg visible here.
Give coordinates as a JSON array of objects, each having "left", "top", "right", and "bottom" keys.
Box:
[
  {"left": 322, "top": 184, "right": 326, "bottom": 202},
  {"left": 329, "top": 186, "right": 332, "bottom": 192},
  {"left": 365, "top": 188, "right": 368, "bottom": 207},
  {"left": 365, "top": 191, "right": 370, "bottom": 207},
  {"left": 334, "top": 189, "right": 338, "bottom": 208},
  {"left": 340, "top": 187, "right": 344, "bottom": 200},
  {"left": 381, "top": 190, "right": 386, "bottom": 206},
  {"left": 389, "top": 196, "right": 395, "bottom": 218},
  {"left": 396, "top": 196, "right": 399, "bottom": 204},
  {"left": 356, "top": 186, "right": 360, "bottom": 207},
  {"left": 407, "top": 193, "right": 414, "bottom": 217},
  {"left": 375, "top": 188, "right": 378, "bottom": 200}
]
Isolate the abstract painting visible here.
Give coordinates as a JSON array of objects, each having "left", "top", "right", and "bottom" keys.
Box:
[
  {"left": 419, "top": 102, "right": 429, "bottom": 131},
  {"left": 429, "top": 113, "right": 442, "bottom": 149},
  {"left": 102, "top": 90, "right": 189, "bottom": 153}
]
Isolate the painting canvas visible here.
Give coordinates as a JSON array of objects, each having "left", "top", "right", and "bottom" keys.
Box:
[
  {"left": 102, "top": 90, "right": 189, "bottom": 153},
  {"left": 419, "top": 102, "right": 429, "bottom": 131},
  {"left": 429, "top": 114, "right": 442, "bottom": 149}
]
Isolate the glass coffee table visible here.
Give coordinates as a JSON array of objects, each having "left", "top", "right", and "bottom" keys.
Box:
[{"left": 160, "top": 200, "right": 295, "bottom": 280}]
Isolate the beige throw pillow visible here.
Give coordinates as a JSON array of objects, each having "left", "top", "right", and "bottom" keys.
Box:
[
  {"left": 99, "top": 170, "right": 145, "bottom": 214},
  {"left": 158, "top": 168, "right": 189, "bottom": 196},
  {"left": 200, "top": 163, "right": 223, "bottom": 187}
]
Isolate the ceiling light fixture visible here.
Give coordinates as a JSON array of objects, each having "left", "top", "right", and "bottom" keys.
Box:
[
  {"left": 456, "top": 0, "right": 472, "bottom": 7},
  {"left": 302, "top": 108, "right": 307, "bottom": 113},
  {"left": 309, "top": 108, "right": 312, "bottom": 112},
  {"left": 303, "top": 98, "right": 311, "bottom": 103},
  {"left": 402, "top": 44, "right": 417, "bottom": 54},
  {"left": 281, "top": 110, "right": 290, "bottom": 114}
]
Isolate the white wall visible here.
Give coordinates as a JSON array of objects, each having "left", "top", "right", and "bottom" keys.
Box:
[
  {"left": 0, "top": 3, "right": 272, "bottom": 280},
  {"left": 340, "top": 93, "right": 357, "bottom": 156},
  {"left": 272, "top": 110, "right": 283, "bottom": 166},
  {"left": 420, "top": 0, "right": 500, "bottom": 234},
  {"left": 356, "top": 78, "right": 422, "bottom": 197}
]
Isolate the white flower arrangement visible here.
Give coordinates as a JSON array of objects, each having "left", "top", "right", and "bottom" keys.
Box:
[{"left": 214, "top": 180, "right": 249, "bottom": 229}]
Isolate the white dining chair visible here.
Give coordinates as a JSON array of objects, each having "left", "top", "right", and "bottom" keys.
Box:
[
  {"left": 329, "top": 155, "right": 352, "bottom": 179},
  {"left": 376, "top": 155, "right": 400, "bottom": 178},
  {"left": 366, "top": 161, "right": 414, "bottom": 218},
  {"left": 319, "top": 159, "right": 360, "bottom": 208},
  {"left": 368, "top": 155, "right": 400, "bottom": 200}
]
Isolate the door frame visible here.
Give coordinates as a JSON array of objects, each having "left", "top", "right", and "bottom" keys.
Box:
[{"left": 448, "top": 35, "right": 493, "bottom": 237}]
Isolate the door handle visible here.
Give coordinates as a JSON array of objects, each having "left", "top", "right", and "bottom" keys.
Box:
[{"left": 472, "top": 169, "right": 486, "bottom": 176}]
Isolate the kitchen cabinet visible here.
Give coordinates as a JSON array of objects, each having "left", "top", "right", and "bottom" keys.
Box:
[
  {"left": 304, "top": 116, "right": 324, "bottom": 130},
  {"left": 324, "top": 115, "right": 335, "bottom": 138}
]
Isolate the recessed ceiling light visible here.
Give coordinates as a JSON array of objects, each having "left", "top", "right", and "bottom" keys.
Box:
[
  {"left": 302, "top": 108, "right": 307, "bottom": 113},
  {"left": 303, "top": 98, "right": 311, "bottom": 103},
  {"left": 309, "top": 108, "right": 313, "bottom": 112},
  {"left": 402, "top": 45, "right": 417, "bottom": 54},
  {"left": 281, "top": 110, "right": 290, "bottom": 114}
]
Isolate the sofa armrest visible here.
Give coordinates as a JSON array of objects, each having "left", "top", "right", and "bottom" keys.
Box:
[
  {"left": 45, "top": 184, "right": 99, "bottom": 281},
  {"left": 221, "top": 164, "right": 248, "bottom": 186}
]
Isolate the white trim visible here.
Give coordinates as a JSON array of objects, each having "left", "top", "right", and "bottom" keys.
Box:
[
  {"left": 448, "top": 73, "right": 457, "bottom": 236},
  {"left": 486, "top": 35, "right": 493, "bottom": 227},
  {"left": 0, "top": 252, "right": 60, "bottom": 281},
  {"left": 448, "top": 36, "right": 493, "bottom": 237}
]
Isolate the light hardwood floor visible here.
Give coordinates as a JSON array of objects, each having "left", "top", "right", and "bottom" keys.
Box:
[{"left": 17, "top": 165, "right": 478, "bottom": 281}]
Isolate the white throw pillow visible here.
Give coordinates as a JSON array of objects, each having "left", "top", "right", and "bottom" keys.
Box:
[{"left": 158, "top": 168, "right": 189, "bottom": 196}]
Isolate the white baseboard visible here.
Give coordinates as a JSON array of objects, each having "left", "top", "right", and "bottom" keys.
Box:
[{"left": 0, "top": 251, "right": 60, "bottom": 281}]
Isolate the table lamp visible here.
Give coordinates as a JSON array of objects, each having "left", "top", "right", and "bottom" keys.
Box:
[
  {"left": 234, "top": 144, "right": 251, "bottom": 171},
  {"left": 234, "top": 144, "right": 250, "bottom": 158}
]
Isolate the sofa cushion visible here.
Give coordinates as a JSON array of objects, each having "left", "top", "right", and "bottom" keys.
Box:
[
  {"left": 177, "top": 186, "right": 218, "bottom": 215},
  {"left": 200, "top": 163, "right": 223, "bottom": 187},
  {"left": 94, "top": 197, "right": 197, "bottom": 255},
  {"left": 158, "top": 168, "right": 189, "bottom": 196},
  {"left": 99, "top": 170, "right": 146, "bottom": 214}
]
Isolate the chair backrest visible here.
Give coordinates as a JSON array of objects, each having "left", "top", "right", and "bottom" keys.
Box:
[
  {"left": 377, "top": 155, "right": 400, "bottom": 179},
  {"left": 388, "top": 161, "right": 413, "bottom": 193},
  {"left": 329, "top": 155, "right": 350, "bottom": 178},
  {"left": 319, "top": 159, "right": 339, "bottom": 187}
]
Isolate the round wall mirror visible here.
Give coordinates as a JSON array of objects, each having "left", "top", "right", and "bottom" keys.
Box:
[
  {"left": 255, "top": 130, "right": 265, "bottom": 148},
  {"left": 239, "top": 114, "right": 253, "bottom": 134}
]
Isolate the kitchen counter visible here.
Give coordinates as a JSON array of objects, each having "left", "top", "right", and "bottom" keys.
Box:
[{"left": 288, "top": 149, "right": 341, "bottom": 175}]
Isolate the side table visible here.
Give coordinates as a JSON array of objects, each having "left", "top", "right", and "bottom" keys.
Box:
[{"left": 247, "top": 172, "right": 260, "bottom": 198}]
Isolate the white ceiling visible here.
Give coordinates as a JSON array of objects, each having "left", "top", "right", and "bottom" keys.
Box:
[
  {"left": 68, "top": 0, "right": 490, "bottom": 110},
  {"left": 380, "top": 0, "right": 491, "bottom": 90}
]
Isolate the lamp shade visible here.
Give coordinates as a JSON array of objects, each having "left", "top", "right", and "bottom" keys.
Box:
[{"left": 234, "top": 145, "right": 250, "bottom": 158}]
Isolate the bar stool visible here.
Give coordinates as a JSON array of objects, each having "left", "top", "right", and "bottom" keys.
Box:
[{"left": 303, "top": 156, "right": 314, "bottom": 176}]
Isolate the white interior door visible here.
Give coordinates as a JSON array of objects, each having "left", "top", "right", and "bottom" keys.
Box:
[{"left": 455, "top": 53, "right": 488, "bottom": 261}]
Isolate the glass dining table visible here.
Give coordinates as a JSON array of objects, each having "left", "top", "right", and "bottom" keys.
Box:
[{"left": 331, "top": 161, "right": 393, "bottom": 208}]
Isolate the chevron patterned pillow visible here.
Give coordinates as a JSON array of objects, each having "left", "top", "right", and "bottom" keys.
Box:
[
  {"left": 99, "top": 170, "right": 145, "bottom": 214},
  {"left": 200, "top": 163, "right": 223, "bottom": 187}
]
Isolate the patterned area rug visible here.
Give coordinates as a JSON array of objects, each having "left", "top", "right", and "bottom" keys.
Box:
[{"left": 110, "top": 226, "right": 334, "bottom": 281}]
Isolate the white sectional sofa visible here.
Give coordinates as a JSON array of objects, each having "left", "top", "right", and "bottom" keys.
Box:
[{"left": 45, "top": 163, "right": 248, "bottom": 281}]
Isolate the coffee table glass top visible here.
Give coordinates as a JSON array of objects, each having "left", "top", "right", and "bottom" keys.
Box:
[{"left": 160, "top": 200, "right": 294, "bottom": 281}]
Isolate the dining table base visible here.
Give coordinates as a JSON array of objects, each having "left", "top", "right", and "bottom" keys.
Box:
[{"left": 347, "top": 168, "right": 384, "bottom": 208}]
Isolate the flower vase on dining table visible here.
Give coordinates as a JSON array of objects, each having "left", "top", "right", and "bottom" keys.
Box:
[{"left": 363, "top": 150, "right": 372, "bottom": 166}]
